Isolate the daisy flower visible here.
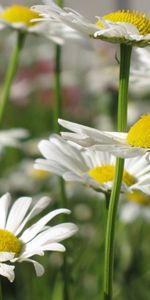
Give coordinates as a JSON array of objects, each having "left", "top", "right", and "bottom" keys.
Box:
[
  {"left": 0, "top": 128, "right": 28, "bottom": 151},
  {"left": 120, "top": 190, "right": 150, "bottom": 223},
  {"left": 58, "top": 114, "right": 150, "bottom": 159},
  {"left": 32, "top": 1, "right": 150, "bottom": 47},
  {"left": 0, "top": 193, "right": 78, "bottom": 282},
  {"left": 34, "top": 134, "right": 150, "bottom": 195},
  {"left": 0, "top": 4, "right": 43, "bottom": 34},
  {"left": 0, "top": 4, "right": 86, "bottom": 45}
]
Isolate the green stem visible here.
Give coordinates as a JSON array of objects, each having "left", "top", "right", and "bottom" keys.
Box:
[
  {"left": 54, "top": 2, "right": 69, "bottom": 299},
  {"left": 54, "top": 44, "right": 69, "bottom": 300},
  {"left": 56, "top": 0, "right": 63, "bottom": 7},
  {"left": 105, "top": 192, "right": 111, "bottom": 210},
  {"left": 0, "top": 31, "right": 25, "bottom": 124},
  {"left": 103, "top": 44, "right": 132, "bottom": 300},
  {"left": 53, "top": 45, "right": 62, "bottom": 133}
]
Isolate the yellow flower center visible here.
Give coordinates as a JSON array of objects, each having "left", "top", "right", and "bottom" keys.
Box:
[
  {"left": 0, "top": 229, "right": 22, "bottom": 255},
  {"left": 31, "top": 168, "right": 49, "bottom": 180},
  {"left": 127, "top": 114, "right": 150, "bottom": 148},
  {"left": 88, "top": 165, "right": 136, "bottom": 186},
  {"left": 126, "top": 190, "right": 150, "bottom": 205},
  {"left": 0, "top": 5, "right": 41, "bottom": 27},
  {"left": 96, "top": 10, "right": 150, "bottom": 35}
]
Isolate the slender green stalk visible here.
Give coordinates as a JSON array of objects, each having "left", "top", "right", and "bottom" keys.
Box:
[
  {"left": 53, "top": 45, "right": 62, "bottom": 133},
  {"left": 0, "top": 31, "right": 25, "bottom": 124},
  {"left": 105, "top": 192, "right": 111, "bottom": 210},
  {"left": 54, "top": 42, "right": 69, "bottom": 300},
  {"left": 53, "top": 1, "right": 69, "bottom": 299},
  {"left": 53, "top": 0, "right": 64, "bottom": 132},
  {"left": 56, "top": 0, "right": 63, "bottom": 8},
  {"left": 53, "top": 3, "right": 67, "bottom": 210},
  {"left": 103, "top": 44, "right": 132, "bottom": 300}
]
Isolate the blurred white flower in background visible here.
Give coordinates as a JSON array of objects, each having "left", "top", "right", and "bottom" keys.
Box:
[
  {"left": 0, "top": 159, "right": 50, "bottom": 194},
  {"left": 0, "top": 128, "right": 28, "bottom": 153},
  {"left": 130, "top": 47, "right": 150, "bottom": 95},
  {"left": 120, "top": 190, "right": 150, "bottom": 223}
]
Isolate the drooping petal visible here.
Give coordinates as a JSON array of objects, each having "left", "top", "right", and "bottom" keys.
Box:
[
  {"left": 0, "top": 263, "right": 15, "bottom": 282},
  {"left": 19, "top": 258, "right": 45, "bottom": 276}
]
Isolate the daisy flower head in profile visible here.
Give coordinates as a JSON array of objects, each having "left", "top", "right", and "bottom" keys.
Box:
[
  {"left": 58, "top": 114, "right": 150, "bottom": 159},
  {"left": 0, "top": 193, "right": 78, "bottom": 282},
  {"left": 0, "top": 3, "right": 85, "bottom": 45},
  {"left": 32, "top": 0, "right": 150, "bottom": 47},
  {"left": 34, "top": 134, "right": 150, "bottom": 195},
  {"left": 0, "top": 4, "right": 44, "bottom": 34}
]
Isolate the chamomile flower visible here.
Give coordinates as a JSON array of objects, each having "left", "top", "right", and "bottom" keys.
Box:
[
  {"left": 120, "top": 191, "right": 150, "bottom": 223},
  {"left": 0, "top": 4, "right": 86, "bottom": 45},
  {"left": 0, "top": 193, "right": 78, "bottom": 282},
  {"left": 58, "top": 114, "right": 150, "bottom": 159},
  {"left": 0, "top": 4, "right": 43, "bottom": 33},
  {"left": 0, "top": 128, "right": 28, "bottom": 152},
  {"left": 32, "top": 1, "right": 150, "bottom": 47},
  {"left": 34, "top": 135, "right": 150, "bottom": 195}
]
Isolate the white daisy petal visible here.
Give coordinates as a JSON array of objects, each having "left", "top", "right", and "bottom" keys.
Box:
[
  {"left": 39, "top": 242, "right": 66, "bottom": 252},
  {"left": 20, "top": 209, "right": 71, "bottom": 243},
  {"left": 5, "top": 197, "right": 32, "bottom": 233},
  {"left": 25, "top": 223, "right": 78, "bottom": 249},
  {"left": 19, "top": 243, "right": 65, "bottom": 259},
  {"left": 0, "top": 263, "right": 15, "bottom": 282},
  {"left": 15, "top": 249, "right": 44, "bottom": 260},
  {"left": 38, "top": 139, "right": 86, "bottom": 174},
  {"left": 14, "top": 196, "right": 51, "bottom": 236},
  {"left": 0, "top": 252, "right": 15, "bottom": 262},
  {"left": 20, "top": 259, "right": 45, "bottom": 277},
  {"left": 0, "top": 194, "right": 77, "bottom": 281},
  {"left": 35, "top": 159, "right": 67, "bottom": 176},
  {"left": 58, "top": 117, "right": 150, "bottom": 158},
  {"left": 0, "top": 193, "right": 11, "bottom": 228}
]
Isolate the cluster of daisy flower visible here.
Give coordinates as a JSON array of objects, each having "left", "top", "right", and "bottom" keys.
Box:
[
  {"left": 0, "top": 3, "right": 81, "bottom": 282},
  {"left": 0, "top": 1, "right": 150, "bottom": 296}
]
